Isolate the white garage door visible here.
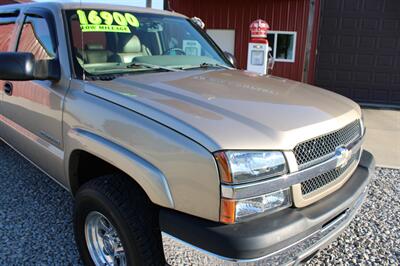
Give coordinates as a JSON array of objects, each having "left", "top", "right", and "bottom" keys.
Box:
[{"left": 207, "top": 29, "right": 235, "bottom": 55}]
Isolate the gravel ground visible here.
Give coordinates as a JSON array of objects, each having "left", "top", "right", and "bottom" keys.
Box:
[
  {"left": 0, "top": 141, "right": 399, "bottom": 265},
  {"left": 0, "top": 142, "right": 82, "bottom": 265},
  {"left": 307, "top": 167, "right": 400, "bottom": 266}
]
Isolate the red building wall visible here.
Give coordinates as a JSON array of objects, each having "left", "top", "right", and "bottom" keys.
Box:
[
  {"left": 170, "top": 0, "right": 311, "bottom": 82},
  {"left": 0, "top": 0, "right": 16, "bottom": 4}
]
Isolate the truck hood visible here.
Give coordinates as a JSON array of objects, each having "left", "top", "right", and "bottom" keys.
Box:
[{"left": 87, "top": 70, "right": 361, "bottom": 151}]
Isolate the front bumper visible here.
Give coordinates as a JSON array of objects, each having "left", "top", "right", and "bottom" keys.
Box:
[{"left": 160, "top": 151, "right": 375, "bottom": 265}]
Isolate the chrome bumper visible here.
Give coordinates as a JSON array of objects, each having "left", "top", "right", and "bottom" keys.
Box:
[{"left": 162, "top": 187, "right": 368, "bottom": 266}]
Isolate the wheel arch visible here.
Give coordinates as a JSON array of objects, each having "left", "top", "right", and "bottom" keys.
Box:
[{"left": 65, "top": 128, "right": 174, "bottom": 209}]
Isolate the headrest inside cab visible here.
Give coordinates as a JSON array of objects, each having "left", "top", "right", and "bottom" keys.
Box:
[
  {"left": 85, "top": 44, "right": 105, "bottom": 50},
  {"left": 122, "top": 36, "right": 142, "bottom": 53}
]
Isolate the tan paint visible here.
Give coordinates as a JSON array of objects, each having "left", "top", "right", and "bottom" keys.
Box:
[
  {"left": 90, "top": 70, "right": 361, "bottom": 152},
  {"left": 63, "top": 82, "right": 221, "bottom": 220},
  {"left": 66, "top": 128, "right": 175, "bottom": 209}
]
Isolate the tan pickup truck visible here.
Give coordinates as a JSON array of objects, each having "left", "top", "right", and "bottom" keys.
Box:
[{"left": 0, "top": 2, "right": 375, "bottom": 266}]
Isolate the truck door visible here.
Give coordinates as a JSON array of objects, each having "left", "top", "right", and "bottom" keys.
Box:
[
  {"left": 0, "top": 9, "right": 19, "bottom": 138},
  {"left": 1, "top": 8, "right": 70, "bottom": 186}
]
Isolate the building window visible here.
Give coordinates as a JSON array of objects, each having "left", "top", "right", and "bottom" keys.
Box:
[
  {"left": 17, "top": 16, "right": 55, "bottom": 60},
  {"left": 267, "top": 31, "right": 297, "bottom": 63}
]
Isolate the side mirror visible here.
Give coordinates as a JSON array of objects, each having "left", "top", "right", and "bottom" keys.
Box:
[
  {"left": 191, "top": 17, "right": 205, "bottom": 29},
  {"left": 224, "top": 51, "right": 237, "bottom": 68},
  {"left": 0, "top": 52, "right": 60, "bottom": 81},
  {"left": 0, "top": 52, "right": 35, "bottom": 80}
]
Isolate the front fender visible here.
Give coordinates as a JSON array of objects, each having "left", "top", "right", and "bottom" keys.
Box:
[{"left": 65, "top": 128, "right": 174, "bottom": 209}]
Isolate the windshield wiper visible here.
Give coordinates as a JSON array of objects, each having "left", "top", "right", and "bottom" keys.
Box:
[
  {"left": 85, "top": 73, "right": 121, "bottom": 81},
  {"left": 128, "top": 62, "right": 181, "bottom": 72},
  {"left": 181, "top": 63, "right": 234, "bottom": 70}
]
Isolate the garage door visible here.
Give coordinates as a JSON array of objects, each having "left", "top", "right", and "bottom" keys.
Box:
[{"left": 315, "top": 0, "right": 400, "bottom": 106}]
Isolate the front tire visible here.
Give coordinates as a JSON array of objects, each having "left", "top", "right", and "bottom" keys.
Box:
[{"left": 73, "top": 174, "right": 165, "bottom": 266}]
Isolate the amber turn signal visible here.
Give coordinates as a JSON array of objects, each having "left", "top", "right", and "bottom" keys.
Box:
[
  {"left": 220, "top": 198, "right": 236, "bottom": 224},
  {"left": 214, "top": 152, "right": 233, "bottom": 183}
]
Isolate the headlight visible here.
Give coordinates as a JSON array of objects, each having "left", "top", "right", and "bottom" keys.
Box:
[
  {"left": 221, "top": 189, "right": 292, "bottom": 223},
  {"left": 215, "top": 151, "right": 291, "bottom": 223},
  {"left": 214, "top": 151, "right": 287, "bottom": 184}
]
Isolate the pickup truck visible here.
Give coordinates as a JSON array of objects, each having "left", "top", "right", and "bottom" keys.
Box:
[{"left": 0, "top": 2, "right": 375, "bottom": 266}]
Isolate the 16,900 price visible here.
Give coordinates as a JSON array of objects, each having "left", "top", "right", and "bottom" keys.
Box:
[{"left": 77, "top": 10, "right": 140, "bottom": 27}]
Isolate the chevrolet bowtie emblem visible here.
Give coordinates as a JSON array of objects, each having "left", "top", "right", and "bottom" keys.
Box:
[{"left": 335, "top": 147, "right": 352, "bottom": 168}]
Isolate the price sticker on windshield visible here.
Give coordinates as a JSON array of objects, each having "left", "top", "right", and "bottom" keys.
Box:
[{"left": 76, "top": 10, "right": 140, "bottom": 33}]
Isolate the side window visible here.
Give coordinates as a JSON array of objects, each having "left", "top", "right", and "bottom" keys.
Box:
[
  {"left": 0, "top": 17, "right": 17, "bottom": 52},
  {"left": 17, "top": 16, "right": 55, "bottom": 60},
  {"left": 70, "top": 19, "right": 108, "bottom": 64}
]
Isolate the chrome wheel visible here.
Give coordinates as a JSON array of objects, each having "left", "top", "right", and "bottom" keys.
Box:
[{"left": 85, "top": 211, "right": 127, "bottom": 266}]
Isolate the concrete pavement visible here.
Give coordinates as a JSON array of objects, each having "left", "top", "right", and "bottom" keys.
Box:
[{"left": 362, "top": 108, "right": 400, "bottom": 169}]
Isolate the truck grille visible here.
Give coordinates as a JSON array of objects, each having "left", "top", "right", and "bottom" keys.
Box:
[
  {"left": 301, "top": 149, "right": 360, "bottom": 196},
  {"left": 293, "top": 120, "right": 362, "bottom": 169}
]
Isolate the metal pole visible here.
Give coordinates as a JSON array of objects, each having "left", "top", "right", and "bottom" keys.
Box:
[
  {"left": 146, "top": 0, "right": 152, "bottom": 8},
  {"left": 302, "top": 0, "right": 320, "bottom": 83}
]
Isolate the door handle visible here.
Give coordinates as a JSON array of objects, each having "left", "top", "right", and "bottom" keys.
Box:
[{"left": 4, "top": 82, "right": 13, "bottom": 96}]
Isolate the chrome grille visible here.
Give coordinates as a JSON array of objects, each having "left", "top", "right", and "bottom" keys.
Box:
[
  {"left": 301, "top": 149, "right": 360, "bottom": 196},
  {"left": 293, "top": 120, "right": 362, "bottom": 169}
]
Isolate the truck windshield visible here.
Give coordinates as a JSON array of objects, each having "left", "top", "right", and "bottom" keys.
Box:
[{"left": 65, "top": 9, "right": 231, "bottom": 77}]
